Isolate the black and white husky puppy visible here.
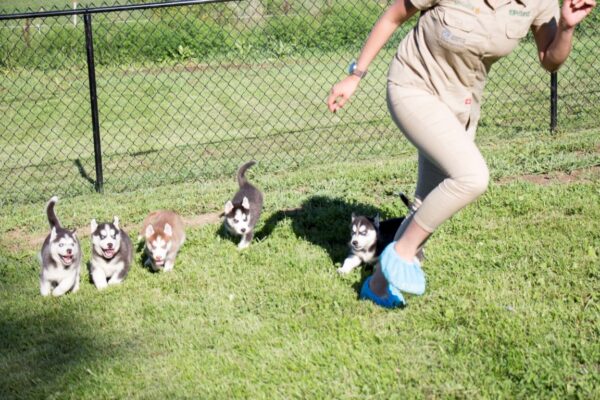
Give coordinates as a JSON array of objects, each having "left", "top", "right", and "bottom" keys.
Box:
[
  {"left": 338, "top": 193, "right": 418, "bottom": 275},
  {"left": 223, "top": 160, "right": 263, "bottom": 249},
  {"left": 39, "top": 196, "right": 82, "bottom": 297},
  {"left": 337, "top": 213, "right": 404, "bottom": 274},
  {"left": 90, "top": 216, "right": 133, "bottom": 289}
]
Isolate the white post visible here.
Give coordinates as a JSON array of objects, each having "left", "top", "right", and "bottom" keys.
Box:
[
  {"left": 73, "top": 1, "right": 78, "bottom": 26},
  {"left": 36, "top": 8, "right": 43, "bottom": 32}
]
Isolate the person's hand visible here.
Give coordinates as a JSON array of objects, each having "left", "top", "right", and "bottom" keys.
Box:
[
  {"left": 560, "top": 0, "right": 596, "bottom": 29},
  {"left": 327, "top": 75, "right": 361, "bottom": 113}
]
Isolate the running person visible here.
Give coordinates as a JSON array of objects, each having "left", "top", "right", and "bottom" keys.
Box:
[{"left": 327, "top": 0, "right": 596, "bottom": 308}]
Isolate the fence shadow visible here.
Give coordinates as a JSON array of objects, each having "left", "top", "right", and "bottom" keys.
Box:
[{"left": 74, "top": 159, "right": 96, "bottom": 186}]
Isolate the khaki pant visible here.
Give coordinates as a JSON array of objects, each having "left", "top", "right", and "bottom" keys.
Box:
[{"left": 387, "top": 83, "right": 490, "bottom": 235}]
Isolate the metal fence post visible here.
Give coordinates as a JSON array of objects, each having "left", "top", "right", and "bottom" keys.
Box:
[
  {"left": 550, "top": 71, "right": 558, "bottom": 133},
  {"left": 84, "top": 12, "right": 103, "bottom": 193}
]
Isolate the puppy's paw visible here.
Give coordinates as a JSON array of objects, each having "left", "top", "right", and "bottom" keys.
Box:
[
  {"left": 336, "top": 266, "right": 352, "bottom": 275},
  {"left": 338, "top": 256, "right": 361, "bottom": 274},
  {"left": 164, "top": 261, "right": 175, "bottom": 272},
  {"left": 95, "top": 281, "right": 108, "bottom": 290}
]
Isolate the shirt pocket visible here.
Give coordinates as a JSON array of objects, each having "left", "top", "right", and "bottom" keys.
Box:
[
  {"left": 443, "top": 10, "right": 475, "bottom": 32},
  {"left": 437, "top": 9, "right": 477, "bottom": 51},
  {"left": 506, "top": 21, "right": 529, "bottom": 39}
]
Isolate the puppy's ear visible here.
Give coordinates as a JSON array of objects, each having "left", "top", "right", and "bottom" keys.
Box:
[
  {"left": 145, "top": 224, "right": 155, "bottom": 239},
  {"left": 50, "top": 226, "right": 57, "bottom": 241},
  {"left": 241, "top": 196, "right": 250, "bottom": 210},
  {"left": 72, "top": 229, "right": 78, "bottom": 238},
  {"left": 373, "top": 214, "right": 381, "bottom": 230},
  {"left": 224, "top": 201, "right": 234, "bottom": 215},
  {"left": 164, "top": 223, "right": 173, "bottom": 237},
  {"left": 351, "top": 212, "right": 356, "bottom": 222},
  {"left": 90, "top": 219, "right": 98, "bottom": 233},
  {"left": 113, "top": 216, "right": 120, "bottom": 230}
]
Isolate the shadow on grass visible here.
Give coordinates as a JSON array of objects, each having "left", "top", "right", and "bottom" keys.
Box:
[
  {"left": 216, "top": 223, "right": 236, "bottom": 246},
  {"left": 0, "top": 309, "right": 125, "bottom": 399},
  {"left": 257, "top": 195, "right": 412, "bottom": 297},
  {"left": 258, "top": 195, "right": 395, "bottom": 265},
  {"left": 134, "top": 239, "right": 159, "bottom": 274}
]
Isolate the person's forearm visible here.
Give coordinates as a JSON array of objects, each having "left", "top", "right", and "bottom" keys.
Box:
[
  {"left": 355, "top": 0, "right": 417, "bottom": 72},
  {"left": 540, "top": 20, "right": 575, "bottom": 72}
]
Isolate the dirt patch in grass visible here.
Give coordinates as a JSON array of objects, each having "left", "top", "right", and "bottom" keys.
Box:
[
  {"left": 2, "top": 165, "right": 598, "bottom": 254},
  {"left": 1, "top": 212, "right": 223, "bottom": 255},
  {"left": 499, "top": 165, "right": 600, "bottom": 185}
]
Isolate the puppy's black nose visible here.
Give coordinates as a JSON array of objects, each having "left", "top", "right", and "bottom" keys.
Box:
[
  {"left": 107, "top": 243, "right": 113, "bottom": 249},
  {"left": 67, "top": 249, "right": 72, "bottom": 255},
  {"left": 352, "top": 241, "right": 358, "bottom": 246},
  {"left": 241, "top": 228, "right": 246, "bottom": 233}
]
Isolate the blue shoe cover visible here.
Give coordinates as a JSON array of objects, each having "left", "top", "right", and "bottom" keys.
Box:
[
  {"left": 380, "top": 242, "right": 426, "bottom": 295},
  {"left": 360, "top": 276, "right": 405, "bottom": 309}
]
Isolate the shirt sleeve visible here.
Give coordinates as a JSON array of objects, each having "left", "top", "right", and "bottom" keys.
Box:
[
  {"left": 409, "top": 0, "right": 440, "bottom": 11},
  {"left": 532, "top": 0, "right": 560, "bottom": 27}
]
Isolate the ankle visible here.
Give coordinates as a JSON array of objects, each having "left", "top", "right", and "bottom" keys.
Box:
[
  {"left": 393, "top": 241, "right": 418, "bottom": 262},
  {"left": 369, "top": 272, "right": 389, "bottom": 297}
]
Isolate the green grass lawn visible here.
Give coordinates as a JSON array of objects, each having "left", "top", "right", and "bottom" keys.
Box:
[
  {"left": 0, "top": 129, "right": 599, "bottom": 398},
  {"left": 0, "top": 6, "right": 599, "bottom": 396}
]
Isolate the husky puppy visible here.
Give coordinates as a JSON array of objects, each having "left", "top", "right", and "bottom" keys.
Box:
[
  {"left": 223, "top": 160, "right": 263, "bottom": 249},
  {"left": 141, "top": 210, "right": 185, "bottom": 272},
  {"left": 337, "top": 193, "right": 417, "bottom": 275},
  {"left": 39, "top": 196, "right": 82, "bottom": 297},
  {"left": 90, "top": 216, "right": 133, "bottom": 289},
  {"left": 337, "top": 213, "right": 404, "bottom": 274}
]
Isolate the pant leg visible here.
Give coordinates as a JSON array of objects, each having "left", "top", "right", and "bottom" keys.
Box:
[
  {"left": 387, "top": 84, "right": 489, "bottom": 233},
  {"left": 416, "top": 152, "right": 447, "bottom": 202},
  {"left": 394, "top": 152, "right": 446, "bottom": 241}
]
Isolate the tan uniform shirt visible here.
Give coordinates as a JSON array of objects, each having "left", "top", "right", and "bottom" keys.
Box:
[{"left": 388, "top": 0, "right": 559, "bottom": 128}]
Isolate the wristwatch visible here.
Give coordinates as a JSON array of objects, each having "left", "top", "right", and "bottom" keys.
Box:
[{"left": 348, "top": 60, "right": 367, "bottom": 79}]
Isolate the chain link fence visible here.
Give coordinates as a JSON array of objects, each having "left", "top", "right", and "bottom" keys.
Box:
[{"left": 1, "top": 0, "right": 598, "bottom": 204}]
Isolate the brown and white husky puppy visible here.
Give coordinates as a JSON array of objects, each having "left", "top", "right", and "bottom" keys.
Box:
[
  {"left": 39, "top": 196, "right": 82, "bottom": 297},
  {"left": 90, "top": 216, "right": 133, "bottom": 289},
  {"left": 223, "top": 160, "right": 264, "bottom": 249},
  {"left": 141, "top": 210, "right": 185, "bottom": 272}
]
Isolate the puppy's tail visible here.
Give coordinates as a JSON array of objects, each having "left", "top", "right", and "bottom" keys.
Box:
[
  {"left": 398, "top": 192, "right": 411, "bottom": 210},
  {"left": 237, "top": 160, "right": 257, "bottom": 187},
  {"left": 46, "top": 196, "right": 61, "bottom": 229},
  {"left": 399, "top": 192, "right": 422, "bottom": 215}
]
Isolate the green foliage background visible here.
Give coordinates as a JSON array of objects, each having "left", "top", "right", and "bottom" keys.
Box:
[{"left": 0, "top": 1, "right": 403, "bottom": 68}]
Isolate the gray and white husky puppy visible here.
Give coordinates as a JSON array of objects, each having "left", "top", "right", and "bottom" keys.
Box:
[
  {"left": 39, "top": 196, "right": 82, "bottom": 297},
  {"left": 337, "top": 193, "right": 418, "bottom": 275},
  {"left": 223, "top": 160, "right": 263, "bottom": 249},
  {"left": 90, "top": 216, "right": 133, "bottom": 289}
]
